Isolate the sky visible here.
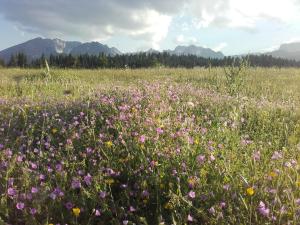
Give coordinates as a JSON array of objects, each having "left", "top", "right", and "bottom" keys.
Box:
[{"left": 0, "top": 0, "right": 300, "bottom": 55}]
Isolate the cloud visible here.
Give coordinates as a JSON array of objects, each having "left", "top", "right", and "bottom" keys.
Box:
[
  {"left": 0, "top": 0, "right": 299, "bottom": 50},
  {"left": 175, "top": 34, "right": 198, "bottom": 45},
  {"left": 213, "top": 42, "right": 228, "bottom": 52},
  {"left": 0, "top": 0, "right": 180, "bottom": 49},
  {"left": 188, "top": 0, "right": 299, "bottom": 29}
]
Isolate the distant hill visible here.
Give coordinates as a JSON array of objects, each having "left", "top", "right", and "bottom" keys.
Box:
[
  {"left": 168, "top": 45, "right": 224, "bottom": 59},
  {"left": 70, "top": 42, "right": 121, "bottom": 56},
  {"left": 0, "top": 37, "right": 122, "bottom": 63},
  {"left": 267, "top": 42, "right": 300, "bottom": 61}
]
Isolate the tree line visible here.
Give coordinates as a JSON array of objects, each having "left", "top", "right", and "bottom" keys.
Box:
[{"left": 1, "top": 52, "right": 300, "bottom": 69}]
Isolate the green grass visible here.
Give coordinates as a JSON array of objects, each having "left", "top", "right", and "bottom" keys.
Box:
[{"left": 1, "top": 67, "right": 300, "bottom": 224}]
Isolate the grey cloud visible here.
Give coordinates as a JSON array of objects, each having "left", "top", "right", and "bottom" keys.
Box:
[{"left": 0, "top": 0, "right": 185, "bottom": 41}]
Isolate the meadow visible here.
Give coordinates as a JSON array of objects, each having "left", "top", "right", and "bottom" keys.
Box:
[{"left": 1, "top": 67, "right": 300, "bottom": 224}]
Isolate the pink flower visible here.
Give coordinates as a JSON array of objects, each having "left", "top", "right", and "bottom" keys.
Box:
[
  {"left": 16, "top": 202, "right": 25, "bottom": 210},
  {"left": 139, "top": 135, "right": 146, "bottom": 143},
  {"left": 188, "top": 191, "right": 196, "bottom": 199},
  {"left": 258, "top": 201, "right": 270, "bottom": 217},
  {"left": 187, "top": 214, "right": 193, "bottom": 222},
  {"left": 196, "top": 155, "right": 205, "bottom": 164},
  {"left": 271, "top": 151, "right": 282, "bottom": 160},
  {"left": 95, "top": 209, "right": 101, "bottom": 216},
  {"left": 156, "top": 127, "right": 164, "bottom": 134}
]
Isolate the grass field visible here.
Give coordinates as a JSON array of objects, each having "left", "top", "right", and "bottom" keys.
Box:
[{"left": 1, "top": 67, "right": 300, "bottom": 224}]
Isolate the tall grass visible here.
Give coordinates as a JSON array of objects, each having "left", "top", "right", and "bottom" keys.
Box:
[{"left": 0, "top": 68, "right": 300, "bottom": 224}]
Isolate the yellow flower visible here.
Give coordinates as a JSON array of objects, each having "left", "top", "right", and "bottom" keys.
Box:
[
  {"left": 164, "top": 203, "right": 173, "bottom": 209},
  {"left": 49, "top": 224, "right": 54, "bottom": 225},
  {"left": 246, "top": 187, "right": 255, "bottom": 196},
  {"left": 194, "top": 139, "right": 199, "bottom": 145},
  {"left": 52, "top": 128, "right": 58, "bottom": 134},
  {"left": 269, "top": 171, "right": 277, "bottom": 178},
  {"left": 72, "top": 207, "right": 81, "bottom": 217},
  {"left": 296, "top": 181, "right": 300, "bottom": 187},
  {"left": 105, "top": 141, "right": 113, "bottom": 148},
  {"left": 105, "top": 178, "right": 115, "bottom": 185}
]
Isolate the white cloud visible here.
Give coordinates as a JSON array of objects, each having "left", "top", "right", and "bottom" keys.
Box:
[
  {"left": 189, "top": 0, "right": 300, "bottom": 29},
  {"left": 213, "top": 42, "right": 228, "bottom": 52},
  {"left": 175, "top": 34, "right": 198, "bottom": 45}
]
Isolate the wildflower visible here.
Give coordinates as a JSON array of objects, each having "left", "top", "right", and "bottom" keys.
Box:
[
  {"left": 188, "top": 190, "right": 196, "bottom": 199},
  {"left": 84, "top": 174, "right": 92, "bottom": 186},
  {"left": 123, "top": 220, "right": 129, "bottom": 225},
  {"left": 156, "top": 127, "right": 164, "bottom": 134},
  {"left": 258, "top": 201, "right": 270, "bottom": 217},
  {"left": 95, "top": 209, "right": 101, "bottom": 216},
  {"left": 253, "top": 151, "right": 261, "bottom": 161},
  {"left": 223, "top": 184, "right": 230, "bottom": 191},
  {"left": 105, "top": 178, "right": 114, "bottom": 185},
  {"left": 65, "top": 202, "right": 74, "bottom": 210},
  {"left": 71, "top": 179, "right": 81, "bottom": 189},
  {"left": 16, "top": 202, "right": 25, "bottom": 210},
  {"left": 142, "top": 190, "right": 150, "bottom": 198},
  {"left": 105, "top": 141, "right": 113, "bottom": 148},
  {"left": 7, "top": 187, "right": 17, "bottom": 196},
  {"left": 129, "top": 206, "right": 136, "bottom": 212},
  {"left": 196, "top": 155, "right": 205, "bottom": 164},
  {"left": 139, "top": 135, "right": 146, "bottom": 143},
  {"left": 72, "top": 207, "right": 81, "bottom": 217},
  {"left": 187, "top": 214, "right": 193, "bottom": 222},
  {"left": 269, "top": 171, "right": 278, "bottom": 178},
  {"left": 209, "top": 206, "right": 216, "bottom": 215},
  {"left": 52, "top": 128, "right": 58, "bottom": 134},
  {"left": 246, "top": 187, "right": 255, "bottom": 196},
  {"left": 271, "top": 151, "right": 282, "bottom": 160},
  {"left": 99, "top": 191, "right": 107, "bottom": 199},
  {"left": 31, "top": 187, "right": 39, "bottom": 194},
  {"left": 30, "top": 208, "right": 37, "bottom": 215}
]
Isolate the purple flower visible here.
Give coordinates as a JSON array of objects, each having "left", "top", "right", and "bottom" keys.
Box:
[
  {"left": 65, "top": 202, "right": 74, "bottom": 210},
  {"left": 223, "top": 184, "right": 230, "bottom": 191},
  {"left": 31, "top": 162, "right": 38, "bottom": 170},
  {"left": 71, "top": 179, "right": 81, "bottom": 189},
  {"left": 84, "top": 174, "right": 92, "bottom": 186},
  {"left": 209, "top": 206, "right": 216, "bottom": 215},
  {"left": 258, "top": 201, "right": 270, "bottom": 217},
  {"left": 99, "top": 191, "right": 107, "bottom": 199},
  {"left": 50, "top": 187, "right": 64, "bottom": 200},
  {"left": 31, "top": 187, "right": 39, "bottom": 194},
  {"left": 0, "top": 143, "right": 4, "bottom": 149},
  {"left": 139, "top": 135, "right": 146, "bottom": 143},
  {"left": 220, "top": 202, "right": 226, "bottom": 209},
  {"left": 271, "top": 151, "right": 282, "bottom": 160},
  {"left": 295, "top": 199, "right": 300, "bottom": 206},
  {"left": 123, "top": 220, "right": 129, "bottom": 225},
  {"left": 196, "top": 155, "right": 205, "bottom": 164},
  {"left": 30, "top": 208, "right": 37, "bottom": 215},
  {"left": 188, "top": 191, "right": 196, "bottom": 199},
  {"left": 7, "top": 187, "right": 17, "bottom": 196},
  {"left": 56, "top": 164, "right": 63, "bottom": 172},
  {"left": 142, "top": 190, "right": 149, "bottom": 198},
  {"left": 16, "top": 202, "right": 25, "bottom": 210}
]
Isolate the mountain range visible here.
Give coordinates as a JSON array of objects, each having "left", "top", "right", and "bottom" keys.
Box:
[{"left": 1, "top": 37, "right": 300, "bottom": 62}]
